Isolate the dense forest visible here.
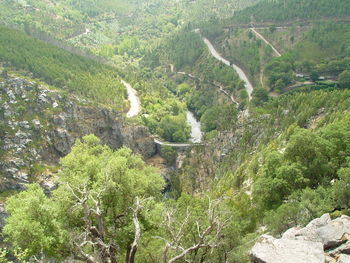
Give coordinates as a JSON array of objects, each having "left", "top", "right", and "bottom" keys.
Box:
[
  {"left": 231, "top": 0, "right": 350, "bottom": 24},
  {"left": 1, "top": 0, "right": 350, "bottom": 262},
  {"left": 0, "top": 25, "right": 125, "bottom": 108}
]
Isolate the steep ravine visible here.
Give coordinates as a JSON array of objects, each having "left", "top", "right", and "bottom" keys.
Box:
[{"left": 0, "top": 75, "right": 156, "bottom": 192}]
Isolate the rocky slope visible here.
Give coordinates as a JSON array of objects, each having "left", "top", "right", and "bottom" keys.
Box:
[
  {"left": 177, "top": 112, "right": 273, "bottom": 193},
  {"left": 250, "top": 213, "right": 350, "bottom": 263},
  {"left": 0, "top": 74, "right": 156, "bottom": 193}
]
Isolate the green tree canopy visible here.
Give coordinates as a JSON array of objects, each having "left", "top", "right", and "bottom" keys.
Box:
[
  {"left": 4, "top": 135, "right": 164, "bottom": 262},
  {"left": 339, "top": 70, "right": 350, "bottom": 89}
]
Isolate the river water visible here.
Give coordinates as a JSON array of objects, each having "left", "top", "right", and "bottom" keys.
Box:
[
  {"left": 123, "top": 80, "right": 202, "bottom": 143},
  {"left": 122, "top": 80, "right": 140, "bottom": 118},
  {"left": 186, "top": 111, "right": 202, "bottom": 143}
]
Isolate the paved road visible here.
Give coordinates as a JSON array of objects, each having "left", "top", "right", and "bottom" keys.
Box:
[
  {"left": 202, "top": 37, "right": 254, "bottom": 100},
  {"left": 121, "top": 80, "right": 140, "bottom": 118},
  {"left": 122, "top": 79, "right": 203, "bottom": 145},
  {"left": 250, "top": 28, "right": 281, "bottom": 57}
]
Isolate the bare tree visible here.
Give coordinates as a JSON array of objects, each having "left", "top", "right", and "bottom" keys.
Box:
[
  {"left": 154, "top": 197, "right": 229, "bottom": 263},
  {"left": 125, "top": 197, "right": 142, "bottom": 263},
  {"left": 66, "top": 183, "right": 145, "bottom": 263}
]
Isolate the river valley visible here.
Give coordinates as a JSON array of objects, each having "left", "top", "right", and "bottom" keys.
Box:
[{"left": 123, "top": 35, "right": 255, "bottom": 145}]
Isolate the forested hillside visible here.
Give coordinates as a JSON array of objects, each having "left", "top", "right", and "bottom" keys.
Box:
[
  {"left": 231, "top": 0, "right": 350, "bottom": 24},
  {"left": 0, "top": 0, "right": 260, "bottom": 67},
  {"left": 1, "top": 0, "right": 350, "bottom": 262},
  {"left": 195, "top": 0, "right": 350, "bottom": 96},
  {"left": 0, "top": 25, "right": 125, "bottom": 107}
]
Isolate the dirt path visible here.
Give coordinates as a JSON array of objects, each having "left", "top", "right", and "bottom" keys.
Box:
[{"left": 250, "top": 27, "right": 282, "bottom": 57}]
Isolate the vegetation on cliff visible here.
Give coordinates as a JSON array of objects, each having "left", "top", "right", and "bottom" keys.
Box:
[
  {"left": 1, "top": 0, "right": 350, "bottom": 262},
  {"left": 0, "top": 25, "right": 125, "bottom": 108}
]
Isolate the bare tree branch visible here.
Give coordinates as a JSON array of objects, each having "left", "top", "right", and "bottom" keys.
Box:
[
  {"left": 155, "top": 197, "right": 228, "bottom": 263},
  {"left": 66, "top": 181, "right": 119, "bottom": 263},
  {"left": 125, "top": 197, "right": 143, "bottom": 263}
]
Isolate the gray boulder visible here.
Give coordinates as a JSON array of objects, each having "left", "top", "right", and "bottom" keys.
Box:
[
  {"left": 337, "top": 254, "right": 350, "bottom": 263},
  {"left": 317, "top": 216, "right": 350, "bottom": 249},
  {"left": 250, "top": 235, "right": 324, "bottom": 263},
  {"left": 0, "top": 204, "right": 7, "bottom": 230},
  {"left": 282, "top": 214, "right": 350, "bottom": 249},
  {"left": 250, "top": 214, "right": 350, "bottom": 263}
]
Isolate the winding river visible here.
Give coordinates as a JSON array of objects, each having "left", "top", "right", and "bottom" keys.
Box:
[
  {"left": 121, "top": 80, "right": 141, "bottom": 118},
  {"left": 122, "top": 80, "right": 202, "bottom": 144},
  {"left": 186, "top": 111, "right": 202, "bottom": 143},
  {"left": 124, "top": 34, "right": 254, "bottom": 144}
]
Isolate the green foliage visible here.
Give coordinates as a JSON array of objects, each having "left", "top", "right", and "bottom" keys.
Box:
[
  {"left": 218, "top": 28, "right": 264, "bottom": 80},
  {"left": 260, "top": 23, "right": 350, "bottom": 92},
  {"left": 200, "top": 104, "right": 238, "bottom": 133},
  {"left": 4, "top": 184, "right": 69, "bottom": 257},
  {"left": 117, "top": 36, "right": 143, "bottom": 57},
  {"left": 252, "top": 88, "right": 269, "bottom": 106},
  {"left": 333, "top": 163, "right": 350, "bottom": 209},
  {"left": 338, "top": 70, "right": 350, "bottom": 89},
  {"left": 146, "top": 110, "right": 188, "bottom": 141},
  {"left": 4, "top": 135, "right": 164, "bottom": 260},
  {"left": 253, "top": 127, "right": 336, "bottom": 211},
  {"left": 0, "top": 248, "right": 30, "bottom": 263},
  {"left": 0, "top": 25, "right": 124, "bottom": 107},
  {"left": 264, "top": 186, "right": 334, "bottom": 235},
  {"left": 162, "top": 31, "right": 205, "bottom": 68},
  {"left": 213, "top": 87, "right": 350, "bottom": 238},
  {"left": 160, "top": 145, "right": 177, "bottom": 165},
  {"left": 200, "top": 107, "right": 219, "bottom": 132},
  {"left": 130, "top": 72, "right": 191, "bottom": 142},
  {"left": 232, "top": 0, "right": 350, "bottom": 24},
  {"left": 265, "top": 57, "right": 294, "bottom": 92},
  {"left": 247, "top": 113, "right": 350, "bottom": 232},
  {"left": 176, "top": 83, "right": 191, "bottom": 96},
  {"left": 157, "top": 115, "right": 190, "bottom": 142}
]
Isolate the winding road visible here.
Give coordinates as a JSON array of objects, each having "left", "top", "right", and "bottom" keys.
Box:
[
  {"left": 121, "top": 80, "right": 141, "bottom": 118},
  {"left": 122, "top": 79, "right": 203, "bottom": 146},
  {"left": 124, "top": 32, "right": 256, "bottom": 147},
  {"left": 202, "top": 37, "right": 254, "bottom": 100}
]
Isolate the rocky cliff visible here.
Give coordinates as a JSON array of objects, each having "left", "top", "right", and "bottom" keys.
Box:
[
  {"left": 177, "top": 113, "right": 271, "bottom": 194},
  {"left": 0, "top": 75, "right": 156, "bottom": 192},
  {"left": 250, "top": 213, "right": 350, "bottom": 263}
]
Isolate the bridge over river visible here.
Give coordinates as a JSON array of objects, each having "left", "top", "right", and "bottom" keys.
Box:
[{"left": 154, "top": 138, "right": 205, "bottom": 148}]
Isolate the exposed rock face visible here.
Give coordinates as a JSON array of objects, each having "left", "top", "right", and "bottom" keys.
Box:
[
  {"left": 0, "top": 204, "right": 6, "bottom": 230},
  {"left": 250, "top": 235, "right": 324, "bottom": 263},
  {"left": 0, "top": 76, "right": 156, "bottom": 192},
  {"left": 250, "top": 214, "right": 350, "bottom": 263},
  {"left": 178, "top": 115, "right": 265, "bottom": 194},
  {"left": 0, "top": 204, "right": 6, "bottom": 241}
]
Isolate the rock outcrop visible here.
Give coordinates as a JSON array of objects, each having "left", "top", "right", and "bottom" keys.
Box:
[
  {"left": 250, "top": 214, "right": 350, "bottom": 263},
  {"left": 0, "top": 204, "right": 6, "bottom": 241},
  {"left": 0, "top": 75, "right": 156, "bottom": 192},
  {"left": 0, "top": 204, "right": 6, "bottom": 229}
]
